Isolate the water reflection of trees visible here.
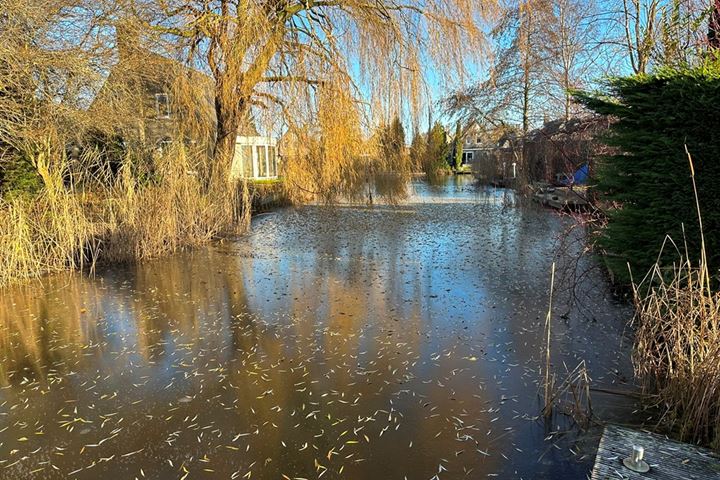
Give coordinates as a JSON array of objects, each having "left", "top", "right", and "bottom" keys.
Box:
[{"left": 0, "top": 275, "right": 100, "bottom": 385}]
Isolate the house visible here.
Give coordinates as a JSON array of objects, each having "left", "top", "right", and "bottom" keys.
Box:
[
  {"left": 460, "top": 122, "right": 520, "bottom": 181},
  {"left": 90, "top": 23, "right": 279, "bottom": 180},
  {"left": 522, "top": 116, "right": 611, "bottom": 184},
  {"left": 463, "top": 116, "right": 611, "bottom": 185},
  {"left": 460, "top": 122, "right": 492, "bottom": 167}
]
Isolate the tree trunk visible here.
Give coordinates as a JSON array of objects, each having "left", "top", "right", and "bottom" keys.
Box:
[
  {"left": 521, "top": 6, "right": 532, "bottom": 134},
  {"left": 213, "top": 117, "right": 238, "bottom": 169},
  {"left": 212, "top": 78, "right": 247, "bottom": 180},
  {"left": 564, "top": 71, "right": 570, "bottom": 121},
  {"left": 522, "top": 65, "right": 530, "bottom": 133}
]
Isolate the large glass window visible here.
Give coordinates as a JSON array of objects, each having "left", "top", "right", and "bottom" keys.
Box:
[
  {"left": 257, "top": 145, "right": 267, "bottom": 177},
  {"left": 241, "top": 145, "right": 253, "bottom": 178},
  {"left": 235, "top": 140, "right": 278, "bottom": 178},
  {"left": 268, "top": 146, "right": 276, "bottom": 177}
]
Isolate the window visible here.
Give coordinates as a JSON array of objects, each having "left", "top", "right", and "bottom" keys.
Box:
[
  {"left": 241, "top": 145, "right": 253, "bottom": 178},
  {"left": 155, "top": 93, "right": 171, "bottom": 118},
  {"left": 257, "top": 145, "right": 268, "bottom": 177},
  {"left": 463, "top": 151, "right": 473, "bottom": 165},
  {"left": 268, "top": 146, "right": 276, "bottom": 177},
  {"left": 233, "top": 139, "right": 279, "bottom": 179}
]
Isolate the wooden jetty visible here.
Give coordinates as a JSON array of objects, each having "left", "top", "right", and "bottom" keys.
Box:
[
  {"left": 591, "top": 424, "right": 720, "bottom": 479},
  {"left": 531, "top": 183, "right": 589, "bottom": 210}
]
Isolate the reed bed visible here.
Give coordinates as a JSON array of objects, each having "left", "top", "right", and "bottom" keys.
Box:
[
  {"left": 0, "top": 141, "right": 250, "bottom": 288},
  {"left": 632, "top": 252, "right": 720, "bottom": 448},
  {"left": 631, "top": 152, "right": 720, "bottom": 449},
  {"left": 542, "top": 361, "right": 594, "bottom": 429}
]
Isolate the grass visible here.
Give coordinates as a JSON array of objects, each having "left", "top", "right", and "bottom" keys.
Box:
[
  {"left": 0, "top": 140, "right": 251, "bottom": 288},
  {"left": 250, "top": 178, "right": 284, "bottom": 185},
  {"left": 631, "top": 151, "right": 720, "bottom": 449}
]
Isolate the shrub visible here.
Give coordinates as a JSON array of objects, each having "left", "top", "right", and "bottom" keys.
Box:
[
  {"left": 422, "top": 122, "right": 451, "bottom": 179},
  {"left": 0, "top": 153, "right": 43, "bottom": 196}
]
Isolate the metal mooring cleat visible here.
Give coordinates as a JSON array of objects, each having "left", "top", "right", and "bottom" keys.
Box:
[{"left": 623, "top": 445, "right": 650, "bottom": 473}]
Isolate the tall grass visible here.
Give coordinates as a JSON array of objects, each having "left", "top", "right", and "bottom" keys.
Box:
[
  {"left": 631, "top": 151, "right": 720, "bottom": 449},
  {"left": 0, "top": 140, "right": 250, "bottom": 288}
]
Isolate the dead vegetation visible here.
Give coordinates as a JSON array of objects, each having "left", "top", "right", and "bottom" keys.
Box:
[
  {"left": 632, "top": 250, "right": 720, "bottom": 448},
  {"left": 541, "top": 262, "right": 595, "bottom": 430},
  {"left": 0, "top": 0, "right": 248, "bottom": 287},
  {"left": 0, "top": 139, "right": 249, "bottom": 288},
  {"left": 542, "top": 360, "right": 595, "bottom": 430}
]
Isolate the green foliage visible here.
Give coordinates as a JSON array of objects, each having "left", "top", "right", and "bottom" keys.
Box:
[
  {"left": 0, "top": 153, "right": 43, "bottom": 197},
  {"left": 452, "top": 122, "right": 463, "bottom": 170},
  {"left": 422, "top": 122, "right": 450, "bottom": 177},
  {"left": 250, "top": 178, "right": 284, "bottom": 185},
  {"left": 575, "top": 58, "right": 720, "bottom": 283}
]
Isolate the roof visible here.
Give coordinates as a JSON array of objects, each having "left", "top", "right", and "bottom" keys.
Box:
[
  {"left": 525, "top": 116, "right": 610, "bottom": 142},
  {"left": 90, "top": 23, "right": 258, "bottom": 137}
]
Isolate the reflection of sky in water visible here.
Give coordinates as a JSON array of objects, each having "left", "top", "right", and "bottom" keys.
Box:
[{"left": 0, "top": 177, "right": 636, "bottom": 479}]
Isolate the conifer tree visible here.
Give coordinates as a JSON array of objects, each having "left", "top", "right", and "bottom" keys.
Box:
[{"left": 576, "top": 59, "right": 720, "bottom": 282}]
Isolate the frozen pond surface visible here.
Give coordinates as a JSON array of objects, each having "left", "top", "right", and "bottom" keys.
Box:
[{"left": 0, "top": 177, "right": 636, "bottom": 479}]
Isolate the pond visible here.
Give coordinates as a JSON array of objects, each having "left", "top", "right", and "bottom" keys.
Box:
[{"left": 0, "top": 176, "right": 636, "bottom": 479}]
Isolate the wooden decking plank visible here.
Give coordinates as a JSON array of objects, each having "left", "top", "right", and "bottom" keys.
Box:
[{"left": 591, "top": 425, "right": 720, "bottom": 479}]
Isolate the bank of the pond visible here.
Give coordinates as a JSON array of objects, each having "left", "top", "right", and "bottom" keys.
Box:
[
  {"left": 249, "top": 179, "right": 292, "bottom": 212},
  {"left": 0, "top": 176, "right": 641, "bottom": 479}
]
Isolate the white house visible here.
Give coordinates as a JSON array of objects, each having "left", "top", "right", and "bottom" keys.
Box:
[{"left": 230, "top": 136, "right": 279, "bottom": 180}]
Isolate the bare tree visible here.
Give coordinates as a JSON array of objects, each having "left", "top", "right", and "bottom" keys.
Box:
[
  {"left": 609, "top": 0, "right": 710, "bottom": 74},
  {"left": 545, "top": 0, "right": 604, "bottom": 119},
  {"left": 711, "top": 0, "right": 720, "bottom": 48},
  {"left": 446, "top": 0, "right": 560, "bottom": 133},
  {"left": 617, "top": 0, "right": 660, "bottom": 73}
]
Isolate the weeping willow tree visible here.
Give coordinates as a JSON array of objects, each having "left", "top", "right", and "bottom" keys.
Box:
[
  {"left": 138, "top": 0, "right": 495, "bottom": 200},
  {"left": 280, "top": 81, "right": 367, "bottom": 203},
  {"left": 0, "top": 0, "right": 116, "bottom": 192}
]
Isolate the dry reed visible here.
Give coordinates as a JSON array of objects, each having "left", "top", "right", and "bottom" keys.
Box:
[
  {"left": 543, "top": 262, "right": 556, "bottom": 416},
  {"left": 0, "top": 140, "right": 249, "bottom": 288},
  {"left": 542, "top": 361, "right": 594, "bottom": 428},
  {"left": 540, "top": 262, "right": 595, "bottom": 428}
]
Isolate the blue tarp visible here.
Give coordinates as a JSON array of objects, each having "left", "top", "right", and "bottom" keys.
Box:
[
  {"left": 558, "top": 163, "right": 589, "bottom": 185},
  {"left": 573, "top": 163, "right": 589, "bottom": 185}
]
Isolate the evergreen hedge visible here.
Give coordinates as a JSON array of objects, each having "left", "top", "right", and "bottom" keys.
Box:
[{"left": 575, "top": 59, "right": 720, "bottom": 284}]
